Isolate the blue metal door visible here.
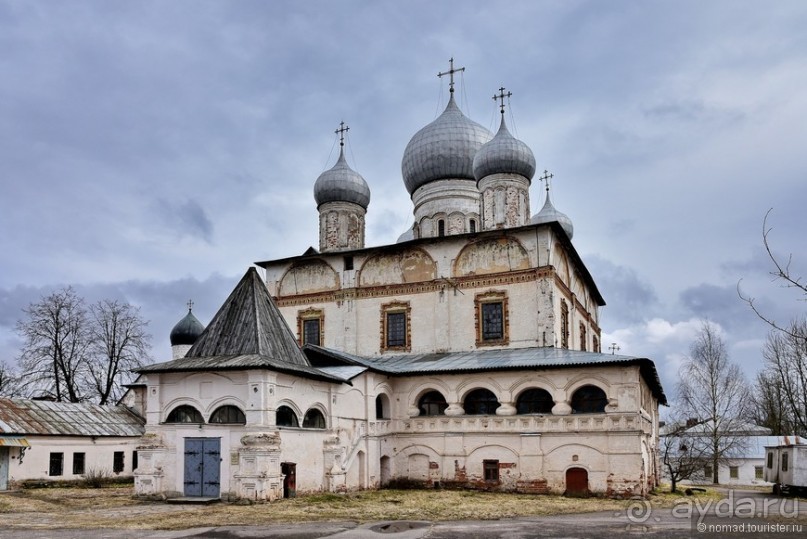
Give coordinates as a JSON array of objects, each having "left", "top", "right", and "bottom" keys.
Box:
[{"left": 183, "top": 438, "right": 220, "bottom": 497}]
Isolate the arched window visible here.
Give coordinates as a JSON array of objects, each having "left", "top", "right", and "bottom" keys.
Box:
[
  {"left": 376, "top": 394, "right": 390, "bottom": 420},
  {"left": 469, "top": 219, "right": 477, "bottom": 233},
  {"left": 209, "top": 405, "right": 246, "bottom": 424},
  {"left": 276, "top": 405, "right": 299, "bottom": 427},
  {"left": 438, "top": 219, "right": 445, "bottom": 237},
  {"left": 165, "top": 405, "right": 204, "bottom": 424},
  {"left": 516, "top": 388, "right": 554, "bottom": 414},
  {"left": 571, "top": 385, "right": 608, "bottom": 414},
  {"left": 463, "top": 388, "right": 500, "bottom": 415},
  {"left": 418, "top": 390, "right": 448, "bottom": 416},
  {"left": 302, "top": 408, "right": 326, "bottom": 429}
]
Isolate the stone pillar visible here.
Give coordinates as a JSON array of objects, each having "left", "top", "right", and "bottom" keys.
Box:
[{"left": 236, "top": 432, "right": 282, "bottom": 501}]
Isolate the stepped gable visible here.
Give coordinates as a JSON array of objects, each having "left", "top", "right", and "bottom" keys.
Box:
[{"left": 185, "top": 267, "right": 309, "bottom": 366}]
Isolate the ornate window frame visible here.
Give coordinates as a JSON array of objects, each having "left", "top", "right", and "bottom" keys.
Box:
[
  {"left": 560, "top": 299, "right": 569, "bottom": 349},
  {"left": 297, "top": 308, "right": 324, "bottom": 346},
  {"left": 579, "top": 322, "right": 587, "bottom": 351},
  {"left": 475, "top": 290, "right": 509, "bottom": 347},
  {"left": 380, "top": 301, "right": 411, "bottom": 352}
]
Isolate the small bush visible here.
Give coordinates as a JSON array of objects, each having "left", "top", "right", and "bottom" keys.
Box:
[{"left": 82, "top": 467, "right": 113, "bottom": 488}]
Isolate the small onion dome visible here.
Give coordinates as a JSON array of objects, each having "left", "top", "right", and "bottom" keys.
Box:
[
  {"left": 401, "top": 94, "right": 493, "bottom": 195},
  {"left": 397, "top": 223, "right": 415, "bottom": 243},
  {"left": 473, "top": 117, "right": 536, "bottom": 181},
  {"left": 170, "top": 308, "right": 205, "bottom": 346},
  {"left": 531, "top": 193, "right": 574, "bottom": 239},
  {"left": 313, "top": 148, "right": 371, "bottom": 209}
]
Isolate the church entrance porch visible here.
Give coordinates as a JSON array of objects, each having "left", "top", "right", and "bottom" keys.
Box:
[
  {"left": 183, "top": 438, "right": 221, "bottom": 498},
  {"left": 565, "top": 467, "right": 589, "bottom": 497}
]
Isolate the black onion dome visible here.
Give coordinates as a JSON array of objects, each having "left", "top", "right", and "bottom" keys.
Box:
[
  {"left": 170, "top": 309, "right": 205, "bottom": 346},
  {"left": 473, "top": 116, "right": 536, "bottom": 181},
  {"left": 313, "top": 148, "right": 371, "bottom": 209},
  {"left": 401, "top": 94, "right": 492, "bottom": 195}
]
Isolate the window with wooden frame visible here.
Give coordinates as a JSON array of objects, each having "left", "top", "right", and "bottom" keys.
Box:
[
  {"left": 560, "top": 299, "right": 569, "bottom": 349},
  {"left": 483, "top": 460, "right": 500, "bottom": 482},
  {"left": 49, "top": 452, "right": 63, "bottom": 476},
  {"left": 475, "top": 291, "right": 509, "bottom": 346},
  {"left": 297, "top": 308, "right": 324, "bottom": 347},
  {"left": 579, "top": 323, "right": 587, "bottom": 351},
  {"left": 72, "top": 452, "right": 85, "bottom": 475},
  {"left": 592, "top": 334, "right": 600, "bottom": 353},
  {"left": 380, "top": 301, "right": 411, "bottom": 352}
]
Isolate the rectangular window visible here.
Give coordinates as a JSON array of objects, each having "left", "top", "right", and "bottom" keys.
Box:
[
  {"left": 386, "top": 312, "right": 406, "bottom": 347},
  {"left": 481, "top": 302, "right": 503, "bottom": 341},
  {"left": 729, "top": 466, "right": 738, "bottom": 479},
  {"left": 72, "top": 452, "right": 85, "bottom": 475},
  {"left": 343, "top": 256, "right": 354, "bottom": 271},
  {"left": 483, "top": 460, "right": 499, "bottom": 482},
  {"left": 303, "top": 318, "right": 321, "bottom": 346},
  {"left": 113, "top": 451, "right": 125, "bottom": 474},
  {"left": 755, "top": 466, "right": 763, "bottom": 480},
  {"left": 49, "top": 452, "right": 64, "bottom": 476},
  {"left": 704, "top": 465, "right": 713, "bottom": 479},
  {"left": 782, "top": 452, "right": 789, "bottom": 472},
  {"left": 132, "top": 450, "right": 139, "bottom": 471},
  {"left": 560, "top": 300, "right": 569, "bottom": 348},
  {"left": 767, "top": 452, "right": 773, "bottom": 469}
]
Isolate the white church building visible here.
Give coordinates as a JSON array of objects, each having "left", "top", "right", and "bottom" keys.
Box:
[{"left": 126, "top": 62, "right": 667, "bottom": 501}]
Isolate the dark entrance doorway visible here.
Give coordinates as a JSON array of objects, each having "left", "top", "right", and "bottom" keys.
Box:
[
  {"left": 183, "top": 438, "right": 221, "bottom": 498},
  {"left": 281, "top": 462, "right": 296, "bottom": 498},
  {"left": 0, "top": 447, "right": 9, "bottom": 491},
  {"left": 565, "top": 467, "right": 589, "bottom": 496}
]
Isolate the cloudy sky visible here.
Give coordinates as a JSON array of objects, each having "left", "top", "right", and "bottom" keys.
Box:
[{"left": 1, "top": 1, "right": 805, "bottom": 399}]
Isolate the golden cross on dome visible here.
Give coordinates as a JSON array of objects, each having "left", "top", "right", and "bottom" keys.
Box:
[
  {"left": 335, "top": 121, "right": 350, "bottom": 147},
  {"left": 493, "top": 87, "right": 512, "bottom": 115},
  {"left": 438, "top": 57, "right": 465, "bottom": 94}
]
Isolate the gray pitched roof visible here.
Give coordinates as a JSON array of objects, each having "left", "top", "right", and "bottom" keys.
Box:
[
  {"left": 305, "top": 345, "right": 667, "bottom": 405},
  {"left": 0, "top": 398, "right": 144, "bottom": 437},
  {"left": 137, "top": 268, "right": 348, "bottom": 383},
  {"left": 185, "top": 267, "right": 309, "bottom": 365}
]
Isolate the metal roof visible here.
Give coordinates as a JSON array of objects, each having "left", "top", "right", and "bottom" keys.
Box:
[
  {"left": 305, "top": 345, "right": 667, "bottom": 405},
  {"left": 0, "top": 398, "right": 144, "bottom": 437},
  {"left": 138, "top": 353, "right": 349, "bottom": 384}
]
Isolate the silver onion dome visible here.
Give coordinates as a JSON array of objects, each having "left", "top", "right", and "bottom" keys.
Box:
[
  {"left": 401, "top": 95, "right": 493, "bottom": 195},
  {"left": 473, "top": 117, "right": 536, "bottom": 181},
  {"left": 531, "top": 192, "right": 574, "bottom": 239},
  {"left": 170, "top": 308, "right": 205, "bottom": 346},
  {"left": 313, "top": 148, "right": 371, "bottom": 209}
]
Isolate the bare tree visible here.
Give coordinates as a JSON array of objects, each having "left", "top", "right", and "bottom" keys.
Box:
[
  {"left": 751, "top": 369, "right": 796, "bottom": 436},
  {"left": 758, "top": 319, "right": 807, "bottom": 436},
  {"left": 739, "top": 209, "right": 806, "bottom": 340},
  {"left": 678, "top": 322, "right": 752, "bottom": 484},
  {"left": 88, "top": 299, "right": 152, "bottom": 405},
  {"left": 0, "top": 360, "right": 18, "bottom": 396},
  {"left": 661, "top": 418, "right": 710, "bottom": 493},
  {"left": 15, "top": 287, "right": 91, "bottom": 402}
]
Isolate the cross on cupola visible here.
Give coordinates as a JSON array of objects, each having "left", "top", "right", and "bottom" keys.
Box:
[
  {"left": 438, "top": 57, "right": 465, "bottom": 94},
  {"left": 335, "top": 121, "right": 350, "bottom": 147},
  {"left": 186, "top": 299, "right": 194, "bottom": 312},
  {"left": 538, "top": 169, "right": 554, "bottom": 195},
  {"left": 493, "top": 87, "right": 512, "bottom": 115}
]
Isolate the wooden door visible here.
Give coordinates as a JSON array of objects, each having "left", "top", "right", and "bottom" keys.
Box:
[{"left": 565, "top": 467, "right": 588, "bottom": 496}]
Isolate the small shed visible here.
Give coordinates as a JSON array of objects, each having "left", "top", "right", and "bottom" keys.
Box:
[
  {"left": 763, "top": 436, "right": 807, "bottom": 495},
  {"left": 0, "top": 398, "right": 145, "bottom": 490}
]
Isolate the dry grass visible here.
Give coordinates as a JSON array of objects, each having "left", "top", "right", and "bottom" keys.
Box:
[{"left": 0, "top": 486, "right": 717, "bottom": 531}]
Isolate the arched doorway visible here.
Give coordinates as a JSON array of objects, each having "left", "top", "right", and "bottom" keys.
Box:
[{"left": 565, "top": 467, "right": 589, "bottom": 497}]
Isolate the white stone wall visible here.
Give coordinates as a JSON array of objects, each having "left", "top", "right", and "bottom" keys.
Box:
[
  {"left": 6, "top": 435, "right": 141, "bottom": 485},
  {"left": 411, "top": 179, "right": 481, "bottom": 237},
  {"left": 264, "top": 226, "right": 601, "bottom": 357},
  {"left": 318, "top": 201, "right": 366, "bottom": 252}
]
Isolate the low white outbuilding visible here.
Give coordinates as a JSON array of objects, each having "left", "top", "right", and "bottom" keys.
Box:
[{"left": 0, "top": 398, "right": 145, "bottom": 490}]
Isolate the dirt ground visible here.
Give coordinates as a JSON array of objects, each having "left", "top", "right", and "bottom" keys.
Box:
[{"left": 0, "top": 486, "right": 680, "bottom": 531}]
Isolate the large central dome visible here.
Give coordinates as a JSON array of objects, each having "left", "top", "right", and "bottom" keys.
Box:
[{"left": 401, "top": 95, "right": 492, "bottom": 195}]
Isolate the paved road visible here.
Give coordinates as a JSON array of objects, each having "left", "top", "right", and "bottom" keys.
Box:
[{"left": 1, "top": 490, "right": 805, "bottom": 539}]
